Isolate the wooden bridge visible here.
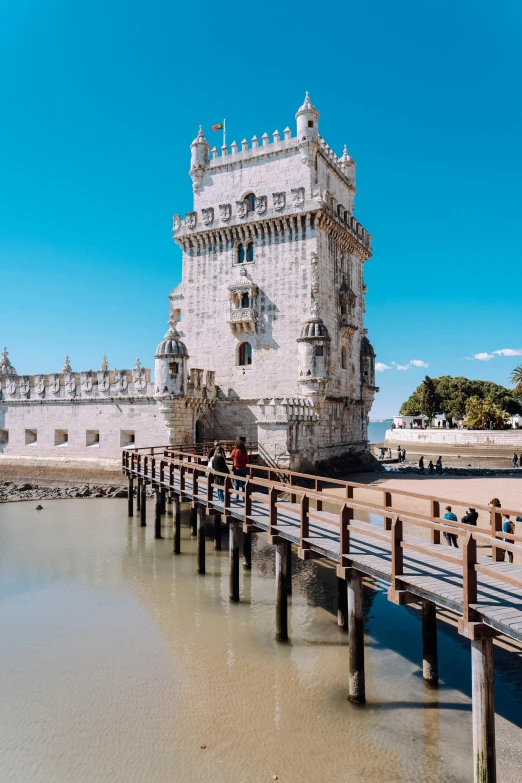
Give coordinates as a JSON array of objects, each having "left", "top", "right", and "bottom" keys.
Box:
[{"left": 122, "top": 445, "right": 522, "bottom": 783}]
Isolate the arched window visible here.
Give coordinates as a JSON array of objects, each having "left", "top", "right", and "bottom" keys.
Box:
[
  {"left": 246, "top": 242, "right": 254, "bottom": 262},
  {"left": 237, "top": 243, "right": 245, "bottom": 264},
  {"left": 245, "top": 193, "right": 256, "bottom": 211},
  {"left": 341, "top": 347, "right": 347, "bottom": 370},
  {"left": 340, "top": 303, "right": 347, "bottom": 315},
  {"left": 169, "top": 361, "right": 179, "bottom": 376},
  {"left": 241, "top": 292, "right": 250, "bottom": 308},
  {"left": 238, "top": 342, "right": 252, "bottom": 366},
  {"left": 315, "top": 344, "right": 324, "bottom": 357}
]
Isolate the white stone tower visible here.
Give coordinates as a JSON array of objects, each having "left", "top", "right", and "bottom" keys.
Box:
[{"left": 170, "top": 93, "right": 377, "bottom": 469}]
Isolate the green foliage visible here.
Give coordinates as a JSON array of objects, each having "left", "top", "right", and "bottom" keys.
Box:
[
  {"left": 420, "top": 376, "right": 439, "bottom": 420},
  {"left": 464, "top": 396, "right": 510, "bottom": 430},
  {"left": 511, "top": 365, "right": 522, "bottom": 399},
  {"left": 399, "top": 375, "right": 522, "bottom": 421}
]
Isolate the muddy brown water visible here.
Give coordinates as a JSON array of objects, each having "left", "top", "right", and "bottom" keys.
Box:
[{"left": 1, "top": 499, "right": 522, "bottom": 782}]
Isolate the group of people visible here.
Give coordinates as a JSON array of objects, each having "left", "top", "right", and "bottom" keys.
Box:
[
  {"left": 207, "top": 440, "right": 249, "bottom": 502},
  {"left": 512, "top": 453, "right": 522, "bottom": 468},
  {"left": 442, "top": 498, "right": 521, "bottom": 563},
  {"left": 418, "top": 456, "right": 443, "bottom": 475}
]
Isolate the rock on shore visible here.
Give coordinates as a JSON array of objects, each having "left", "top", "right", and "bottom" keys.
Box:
[{"left": 0, "top": 481, "right": 154, "bottom": 503}]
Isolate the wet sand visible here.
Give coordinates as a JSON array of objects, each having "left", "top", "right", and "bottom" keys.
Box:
[{"left": 1, "top": 499, "right": 521, "bottom": 782}]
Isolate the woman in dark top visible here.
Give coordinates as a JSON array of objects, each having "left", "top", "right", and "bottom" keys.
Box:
[{"left": 211, "top": 446, "right": 229, "bottom": 503}]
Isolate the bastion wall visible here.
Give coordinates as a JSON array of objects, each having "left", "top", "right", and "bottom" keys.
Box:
[{"left": 384, "top": 428, "right": 522, "bottom": 456}]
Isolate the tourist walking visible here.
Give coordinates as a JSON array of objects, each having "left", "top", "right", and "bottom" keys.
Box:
[
  {"left": 211, "top": 446, "right": 229, "bottom": 503},
  {"left": 419, "top": 456, "right": 424, "bottom": 474},
  {"left": 428, "top": 460, "right": 434, "bottom": 474},
  {"left": 401, "top": 448, "right": 406, "bottom": 463},
  {"left": 461, "top": 507, "right": 478, "bottom": 526},
  {"left": 502, "top": 515, "right": 514, "bottom": 563},
  {"left": 435, "top": 456, "right": 443, "bottom": 474},
  {"left": 207, "top": 439, "right": 220, "bottom": 461},
  {"left": 443, "top": 505, "right": 459, "bottom": 547},
  {"left": 513, "top": 453, "right": 518, "bottom": 468},
  {"left": 397, "top": 446, "right": 402, "bottom": 463},
  {"left": 230, "top": 440, "right": 249, "bottom": 499}
]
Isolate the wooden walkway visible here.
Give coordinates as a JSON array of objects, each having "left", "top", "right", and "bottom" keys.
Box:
[{"left": 122, "top": 445, "right": 522, "bottom": 783}]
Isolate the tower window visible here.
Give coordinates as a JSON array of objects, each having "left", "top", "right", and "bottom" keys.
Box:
[
  {"left": 86, "top": 430, "right": 100, "bottom": 447},
  {"left": 240, "top": 293, "right": 250, "bottom": 308},
  {"left": 237, "top": 244, "right": 245, "bottom": 264},
  {"left": 315, "top": 345, "right": 324, "bottom": 357},
  {"left": 308, "top": 120, "right": 314, "bottom": 128},
  {"left": 54, "top": 429, "right": 68, "bottom": 446},
  {"left": 245, "top": 193, "right": 256, "bottom": 211},
  {"left": 246, "top": 242, "right": 254, "bottom": 262},
  {"left": 238, "top": 342, "right": 252, "bottom": 366},
  {"left": 169, "top": 361, "right": 179, "bottom": 375},
  {"left": 236, "top": 242, "right": 254, "bottom": 264},
  {"left": 341, "top": 347, "right": 347, "bottom": 369}
]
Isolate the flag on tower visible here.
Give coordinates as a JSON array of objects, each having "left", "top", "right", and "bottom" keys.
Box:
[{"left": 212, "top": 122, "right": 224, "bottom": 131}]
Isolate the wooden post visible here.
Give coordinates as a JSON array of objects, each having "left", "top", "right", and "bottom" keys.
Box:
[
  {"left": 275, "top": 540, "right": 289, "bottom": 642},
  {"left": 347, "top": 570, "right": 365, "bottom": 703},
  {"left": 166, "top": 495, "right": 173, "bottom": 517},
  {"left": 136, "top": 477, "right": 142, "bottom": 512},
  {"left": 463, "top": 533, "right": 478, "bottom": 623},
  {"left": 197, "top": 505, "right": 205, "bottom": 574},
  {"left": 173, "top": 495, "right": 181, "bottom": 554},
  {"left": 286, "top": 541, "right": 292, "bottom": 596},
  {"left": 384, "top": 490, "right": 393, "bottom": 531},
  {"left": 243, "top": 530, "right": 252, "bottom": 569},
  {"left": 160, "top": 488, "right": 166, "bottom": 515},
  {"left": 316, "top": 479, "right": 323, "bottom": 512},
  {"left": 140, "top": 481, "right": 147, "bottom": 526},
  {"left": 190, "top": 506, "right": 197, "bottom": 536},
  {"left": 431, "top": 500, "right": 441, "bottom": 544},
  {"left": 491, "top": 510, "right": 503, "bottom": 562},
  {"left": 229, "top": 520, "right": 240, "bottom": 602},
  {"left": 154, "top": 488, "right": 162, "bottom": 539},
  {"left": 422, "top": 599, "right": 438, "bottom": 686},
  {"left": 337, "top": 576, "right": 348, "bottom": 631},
  {"left": 128, "top": 476, "right": 134, "bottom": 516},
  {"left": 213, "top": 511, "right": 222, "bottom": 550},
  {"left": 471, "top": 636, "right": 496, "bottom": 783}
]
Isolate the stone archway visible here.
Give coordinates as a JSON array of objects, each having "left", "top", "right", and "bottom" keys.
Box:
[{"left": 195, "top": 418, "right": 206, "bottom": 443}]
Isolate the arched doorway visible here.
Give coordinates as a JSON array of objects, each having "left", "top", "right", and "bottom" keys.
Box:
[{"left": 195, "top": 419, "right": 206, "bottom": 443}]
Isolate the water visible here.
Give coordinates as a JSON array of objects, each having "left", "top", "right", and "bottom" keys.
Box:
[
  {"left": 369, "top": 420, "right": 392, "bottom": 444},
  {"left": 1, "top": 499, "right": 521, "bottom": 782}
]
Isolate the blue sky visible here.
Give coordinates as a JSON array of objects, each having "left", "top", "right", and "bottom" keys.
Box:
[{"left": 1, "top": 0, "right": 521, "bottom": 418}]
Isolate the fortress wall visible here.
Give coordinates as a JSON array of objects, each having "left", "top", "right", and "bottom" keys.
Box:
[{"left": 384, "top": 428, "right": 522, "bottom": 456}]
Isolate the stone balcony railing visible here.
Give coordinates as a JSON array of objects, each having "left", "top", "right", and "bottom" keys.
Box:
[{"left": 228, "top": 307, "right": 257, "bottom": 335}]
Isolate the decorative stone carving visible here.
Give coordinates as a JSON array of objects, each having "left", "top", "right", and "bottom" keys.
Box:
[
  {"left": 98, "top": 371, "right": 110, "bottom": 392},
  {"left": 114, "top": 369, "right": 128, "bottom": 392},
  {"left": 186, "top": 211, "right": 197, "bottom": 230},
  {"left": 61, "top": 356, "right": 72, "bottom": 373},
  {"left": 48, "top": 374, "right": 60, "bottom": 394},
  {"left": 291, "top": 187, "right": 305, "bottom": 207},
  {"left": 64, "top": 373, "right": 76, "bottom": 395},
  {"left": 236, "top": 200, "right": 248, "bottom": 219},
  {"left": 206, "top": 370, "right": 215, "bottom": 392},
  {"left": 172, "top": 214, "right": 182, "bottom": 233},
  {"left": 310, "top": 252, "right": 319, "bottom": 296},
  {"left": 34, "top": 375, "right": 45, "bottom": 395},
  {"left": 202, "top": 207, "right": 214, "bottom": 226},
  {"left": 219, "top": 203, "right": 231, "bottom": 221},
  {"left": 228, "top": 267, "right": 258, "bottom": 334},
  {"left": 273, "top": 192, "right": 286, "bottom": 211},
  {"left": 256, "top": 195, "right": 267, "bottom": 215},
  {"left": 100, "top": 354, "right": 108, "bottom": 372},
  {"left": 81, "top": 371, "right": 93, "bottom": 392},
  {"left": 20, "top": 376, "right": 30, "bottom": 396},
  {"left": 6, "top": 377, "right": 16, "bottom": 395}
]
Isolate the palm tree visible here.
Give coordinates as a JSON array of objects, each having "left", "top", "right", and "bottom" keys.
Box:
[
  {"left": 510, "top": 365, "right": 522, "bottom": 397},
  {"left": 464, "top": 396, "right": 510, "bottom": 430}
]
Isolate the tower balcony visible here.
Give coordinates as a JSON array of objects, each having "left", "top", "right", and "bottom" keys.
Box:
[
  {"left": 339, "top": 317, "right": 358, "bottom": 337},
  {"left": 228, "top": 307, "right": 257, "bottom": 334}
]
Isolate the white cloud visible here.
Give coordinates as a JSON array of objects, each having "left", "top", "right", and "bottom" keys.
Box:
[
  {"left": 375, "top": 362, "right": 392, "bottom": 372},
  {"left": 493, "top": 348, "right": 522, "bottom": 357},
  {"left": 394, "top": 363, "right": 411, "bottom": 371},
  {"left": 409, "top": 359, "right": 429, "bottom": 368},
  {"left": 473, "top": 352, "right": 495, "bottom": 361}
]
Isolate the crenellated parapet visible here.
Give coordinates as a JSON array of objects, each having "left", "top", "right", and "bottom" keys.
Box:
[{"left": 256, "top": 397, "right": 320, "bottom": 424}]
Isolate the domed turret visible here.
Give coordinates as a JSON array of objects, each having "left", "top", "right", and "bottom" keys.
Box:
[
  {"left": 0, "top": 347, "right": 16, "bottom": 375},
  {"left": 360, "top": 336, "right": 376, "bottom": 390},
  {"left": 297, "top": 303, "right": 331, "bottom": 394},
  {"left": 340, "top": 144, "right": 356, "bottom": 188},
  {"left": 189, "top": 126, "right": 210, "bottom": 193},
  {"left": 154, "top": 316, "right": 189, "bottom": 396},
  {"left": 296, "top": 92, "right": 319, "bottom": 167}
]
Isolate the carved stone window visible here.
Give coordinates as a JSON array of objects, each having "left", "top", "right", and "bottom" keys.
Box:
[
  {"left": 228, "top": 268, "right": 258, "bottom": 334},
  {"left": 169, "top": 361, "right": 179, "bottom": 376},
  {"left": 238, "top": 342, "right": 252, "bottom": 366},
  {"left": 315, "top": 345, "right": 324, "bottom": 357},
  {"left": 341, "top": 346, "right": 347, "bottom": 370},
  {"left": 236, "top": 241, "right": 254, "bottom": 265},
  {"left": 245, "top": 193, "right": 256, "bottom": 212}
]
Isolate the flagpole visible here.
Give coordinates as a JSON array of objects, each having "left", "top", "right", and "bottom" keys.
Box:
[{"left": 223, "top": 119, "right": 226, "bottom": 149}]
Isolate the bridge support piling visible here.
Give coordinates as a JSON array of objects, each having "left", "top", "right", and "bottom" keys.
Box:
[
  {"left": 128, "top": 477, "right": 134, "bottom": 517},
  {"left": 347, "top": 570, "right": 365, "bottom": 703},
  {"left": 136, "top": 477, "right": 141, "bottom": 512},
  {"left": 213, "top": 512, "right": 222, "bottom": 550},
  {"left": 243, "top": 531, "right": 252, "bottom": 570},
  {"left": 337, "top": 576, "right": 348, "bottom": 631},
  {"left": 154, "top": 489, "right": 162, "bottom": 539},
  {"left": 286, "top": 542, "right": 292, "bottom": 596},
  {"left": 472, "top": 637, "right": 496, "bottom": 783},
  {"left": 197, "top": 505, "right": 205, "bottom": 574},
  {"left": 190, "top": 507, "right": 197, "bottom": 536},
  {"left": 140, "top": 481, "right": 147, "bottom": 526},
  {"left": 422, "top": 600, "right": 438, "bottom": 686},
  {"left": 160, "top": 488, "right": 166, "bottom": 515},
  {"left": 166, "top": 495, "right": 173, "bottom": 517},
  {"left": 229, "top": 521, "right": 240, "bottom": 602},
  {"left": 173, "top": 495, "right": 181, "bottom": 554},
  {"left": 275, "top": 540, "right": 289, "bottom": 642}
]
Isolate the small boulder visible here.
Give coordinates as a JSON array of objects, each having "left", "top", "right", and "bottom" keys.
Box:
[{"left": 35, "top": 505, "right": 43, "bottom": 511}]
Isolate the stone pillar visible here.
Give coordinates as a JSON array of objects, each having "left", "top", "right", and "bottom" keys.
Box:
[
  {"left": 166, "top": 496, "right": 173, "bottom": 517},
  {"left": 422, "top": 600, "right": 438, "bottom": 686},
  {"left": 472, "top": 637, "right": 496, "bottom": 783},
  {"left": 154, "top": 489, "right": 162, "bottom": 539},
  {"left": 337, "top": 576, "right": 348, "bottom": 631},
  {"left": 243, "top": 531, "right": 252, "bottom": 570},
  {"left": 229, "top": 521, "right": 240, "bottom": 602},
  {"left": 140, "top": 481, "right": 147, "bottom": 526},
  {"left": 347, "top": 570, "right": 365, "bottom": 703},
  {"left": 128, "top": 476, "right": 134, "bottom": 517},
  {"left": 173, "top": 495, "right": 181, "bottom": 554},
  {"left": 275, "top": 540, "right": 289, "bottom": 642},
  {"left": 197, "top": 505, "right": 205, "bottom": 574}
]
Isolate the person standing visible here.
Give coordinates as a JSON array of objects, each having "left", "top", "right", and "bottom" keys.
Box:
[
  {"left": 513, "top": 453, "right": 518, "bottom": 468},
  {"left": 428, "top": 460, "right": 434, "bottom": 474},
  {"left": 207, "top": 440, "right": 220, "bottom": 462},
  {"left": 211, "top": 446, "right": 229, "bottom": 503},
  {"left": 419, "top": 456, "right": 424, "bottom": 474},
  {"left": 401, "top": 448, "right": 406, "bottom": 463},
  {"left": 397, "top": 446, "right": 402, "bottom": 463},
  {"left": 443, "top": 505, "right": 459, "bottom": 547},
  {"left": 230, "top": 440, "right": 249, "bottom": 499},
  {"left": 461, "top": 507, "right": 478, "bottom": 526},
  {"left": 502, "top": 515, "right": 515, "bottom": 563},
  {"left": 435, "top": 456, "right": 443, "bottom": 474}
]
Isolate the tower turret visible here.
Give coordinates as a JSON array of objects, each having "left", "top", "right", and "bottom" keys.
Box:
[
  {"left": 154, "top": 316, "right": 189, "bottom": 397},
  {"left": 296, "top": 92, "right": 319, "bottom": 167},
  {"left": 340, "top": 144, "right": 356, "bottom": 189},
  {"left": 297, "top": 303, "right": 331, "bottom": 395},
  {"left": 189, "top": 126, "right": 210, "bottom": 193},
  {"left": 0, "top": 347, "right": 16, "bottom": 376}
]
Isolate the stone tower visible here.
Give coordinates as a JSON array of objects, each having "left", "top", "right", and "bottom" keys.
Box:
[{"left": 170, "top": 93, "right": 377, "bottom": 469}]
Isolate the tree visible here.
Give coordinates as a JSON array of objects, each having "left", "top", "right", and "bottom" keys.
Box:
[
  {"left": 511, "top": 365, "right": 522, "bottom": 398},
  {"left": 400, "top": 376, "right": 522, "bottom": 419},
  {"left": 420, "top": 376, "right": 439, "bottom": 420},
  {"left": 464, "top": 396, "right": 510, "bottom": 430}
]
